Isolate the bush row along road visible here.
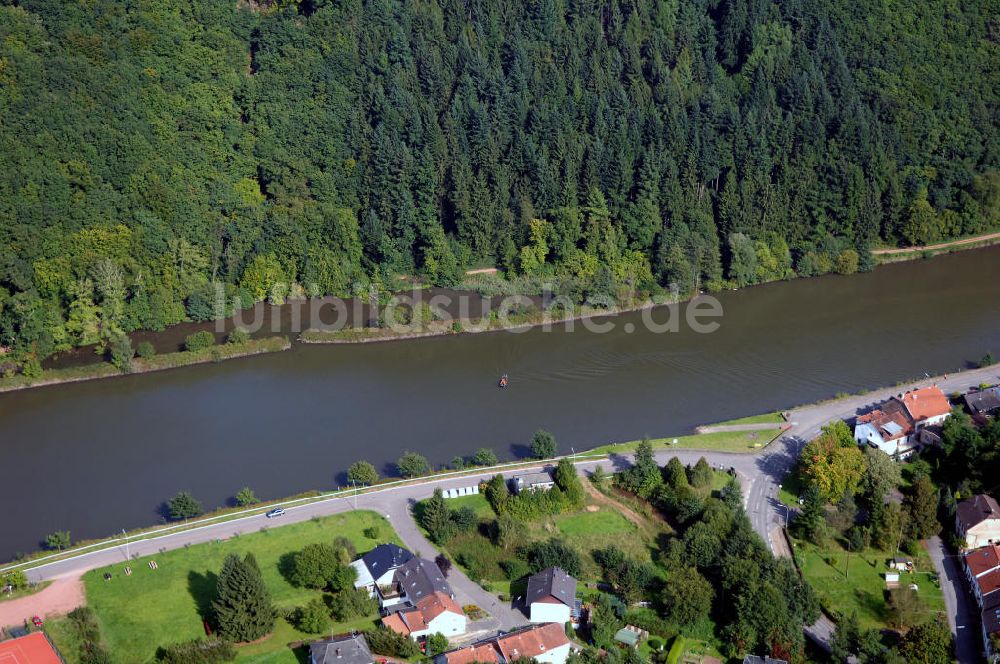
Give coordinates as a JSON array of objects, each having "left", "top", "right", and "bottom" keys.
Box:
[{"left": 14, "top": 364, "right": 1000, "bottom": 656}]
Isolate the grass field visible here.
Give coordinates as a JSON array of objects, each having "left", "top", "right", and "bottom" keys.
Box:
[
  {"left": 592, "top": 427, "right": 784, "bottom": 455},
  {"left": 793, "top": 540, "right": 945, "bottom": 630},
  {"left": 707, "top": 411, "right": 785, "bottom": 427},
  {"left": 48, "top": 511, "right": 398, "bottom": 664}
]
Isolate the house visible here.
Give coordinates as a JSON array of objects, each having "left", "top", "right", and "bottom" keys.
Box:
[
  {"left": 513, "top": 470, "right": 555, "bottom": 494},
  {"left": 854, "top": 400, "right": 914, "bottom": 457},
  {"left": 496, "top": 623, "right": 572, "bottom": 664},
  {"left": 898, "top": 385, "right": 952, "bottom": 427},
  {"left": 382, "top": 591, "right": 467, "bottom": 639},
  {"left": 742, "top": 657, "right": 788, "bottom": 664},
  {"left": 957, "top": 495, "right": 1000, "bottom": 549},
  {"left": 379, "top": 557, "right": 466, "bottom": 638},
  {"left": 434, "top": 623, "right": 571, "bottom": 664},
  {"left": 983, "top": 604, "right": 1000, "bottom": 663},
  {"left": 964, "top": 544, "right": 1000, "bottom": 587},
  {"left": 853, "top": 385, "right": 952, "bottom": 458},
  {"left": 973, "top": 570, "right": 1000, "bottom": 615},
  {"left": 351, "top": 543, "right": 414, "bottom": 596},
  {"left": 0, "top": 632, "right": 64, "bottom": 664},
  {"left": 310, "top": 633, "right": 374, "bottom": 664},
  {"left": 525, "top": 567, "right": 577, "bottom": 624},
  {"left": 965, "top": 387, "right": 1000, "bottom": 424}
]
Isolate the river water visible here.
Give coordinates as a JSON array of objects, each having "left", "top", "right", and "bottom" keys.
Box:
[{"left": 1, "top": 247, "right": 998, "bottom": 560}]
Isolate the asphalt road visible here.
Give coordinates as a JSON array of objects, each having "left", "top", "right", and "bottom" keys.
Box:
[
  {"left": 927, "top": 536, "right": 981, "bottom": 664},
  {"left": 15, "top": 364, "right": 1000, "bottom": 649}
]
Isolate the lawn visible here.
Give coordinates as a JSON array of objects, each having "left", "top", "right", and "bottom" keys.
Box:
[
  {"left": 48, "top": 511, "right": 398, "bottom": 664},
  {"left": 706, "top": 411, "right": 785, "bottom": 427},
  {"left": 793, "top": 540, "right": 945, "bottom": 631},
  {"left": 592, "top": 428, "right": 783, "bottom": 455}
]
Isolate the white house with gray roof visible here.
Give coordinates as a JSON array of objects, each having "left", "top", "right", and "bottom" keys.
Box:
[
  {"left": 351, "top": 543, "right": 414, "bottom": 597},
  {"left": 525, "top": 566, "right": 577, "bottom": 624}
]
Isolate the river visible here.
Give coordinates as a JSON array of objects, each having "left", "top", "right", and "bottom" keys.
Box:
[{"left": 1, "top": 247, "right": 999, "bottom": 560}]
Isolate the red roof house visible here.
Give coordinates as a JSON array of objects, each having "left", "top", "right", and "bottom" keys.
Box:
[{"left": 0, "top": 632, "right": 63, "bottom": 664}]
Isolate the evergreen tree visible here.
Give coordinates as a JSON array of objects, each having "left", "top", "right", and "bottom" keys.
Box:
[{"left": 212, "top": 553, "right": 276, "bottom": 643}]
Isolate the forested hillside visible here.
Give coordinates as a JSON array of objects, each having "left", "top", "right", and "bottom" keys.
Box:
[{"left": 0, "top": 0, "right": 997, "bottom": 369}]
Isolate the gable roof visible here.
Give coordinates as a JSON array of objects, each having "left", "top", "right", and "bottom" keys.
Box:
[
  {"left": 393, "top": 557, "right": 453, "bottom": 602},
  {"left": 309, "top": 634, "right": 374, "bottom": 664},
  {"left": 895, "top": 385, "right": 951, "bottom": 422},
  {"left": 965, "top": 388, "right": 1000, "bottom": 416},
  {"left": 957, "top": 494, "right": 1000, "bottom": 531},
  {"left": 361, "top": 543, "right": 414, "bottom": 579},
  {"left": 741, "top": 657, "right": 788, "bottom": 664},
  {"left": 966, "top": 544, "right": 1000, "bottom": 577},
  {"left": 857, "top": 406, "right": 913, "bottom": 441},
  {"left": 526, "top": 566, "right": 577, "bottom": 608},
  {"left": 0, "top": 632, "right": 63, "bottom": 664},
  {"left": 978, "top": 568, "right": 1000, "bottom": 604},
  {"left": 495, "top": 622, "right": 569, "bottom": 661},
  {"left": 382, "top": 607, "right": 429, "bottom": 636},
  {"left": 435, "top": 643, "right": 501, "bottom": 664},
  {"left": 416, "top": 591, "right": 464, "bottom": 621}
]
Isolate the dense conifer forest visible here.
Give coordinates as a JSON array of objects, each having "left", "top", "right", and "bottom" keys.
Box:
[{"left": 0, "top": 0, "right": 997, "bottom": 369}]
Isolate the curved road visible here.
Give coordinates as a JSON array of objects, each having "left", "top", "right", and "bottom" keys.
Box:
[{"left": 11, "top": 365, "right": 998, "bottom": 657}]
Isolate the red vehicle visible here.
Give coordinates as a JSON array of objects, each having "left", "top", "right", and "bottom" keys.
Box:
[{"left": 31, "top": 615, "right": 43, "bottom": 628}]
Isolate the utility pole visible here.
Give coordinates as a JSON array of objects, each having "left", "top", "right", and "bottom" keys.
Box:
[
  {"left": 352, "top": 479, "right": 358, "bottom": 510},
  {"left": 122, "top": 528, "right": 130, "bottom": 561}
]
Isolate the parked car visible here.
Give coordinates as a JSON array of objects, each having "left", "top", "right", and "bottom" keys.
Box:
[
  {"left": 265, "top": 508, "right": 285, "bottom": 518},
  {"left": 31, "top": 616, "right": 43, "bottom": 628}
]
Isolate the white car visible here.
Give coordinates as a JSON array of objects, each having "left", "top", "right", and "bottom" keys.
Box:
[{"left": 265, "top": 508, "right": 285, "bottom": 518}]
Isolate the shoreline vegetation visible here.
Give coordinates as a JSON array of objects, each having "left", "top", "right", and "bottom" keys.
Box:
[
  {"left": 2, "top": 239, "right": 996, "bottom": 391},
  {"left": 0, "top": 336, "right": 290, "bottom": 393}
]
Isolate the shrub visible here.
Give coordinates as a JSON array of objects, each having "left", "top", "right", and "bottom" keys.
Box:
[
  {"left": 472, "top": 448, "right": 498, "bottom": 466},
  {"left": 347, "top": 460, "right": 379, "bottom": 486},
  {"left": 531, "top": 429, "right": 557, "bottom": 459},
  {"left": 44, "top": 530, "right": 72, "bottom": 551},
  {"left": 500, "top": 558, "right": 530, "bottom": 580},
  {"left": 397, "top": 451, "right": 430, "bottom": 478},
  {"left": 363, "top": 526, "right": 380, "bottom": 540},
  {"left": 292, "top": 598, "right": 330, "bottom": 634},
  {"left": 366, "top": 627, "right": 421, "bottom": 658},
  {"left": 110, "top": 334, "right": 134, "bottom": 373},
  {"left": 426, "top": 633, "right": 450, "bottom": 656},
  {"left": 329, "top": 587, "right": 378, "bottom": 621},
  {"left": 185, "top": 331, "right": 216, "bottom": 352},
  {"left": 167, "top": 491, "right": 203, "bottom": 520},
  {"left": 136, "top": 341, "right": 156, "bottom": 358},
  {"left": 158, "top": 637, "right": 236, "bottom": 664},
  {"left": 227, "top": 328, "right": 250, "bottom": 345},
  {"left": 288, "top": 544, "right": 344, "bottom": 590},
  {"left": 451, "top": 506, "right": 478, "bottom": 532},
  {"left": 234, "top": 487, "right": 258, "bottom": 507},
  {"left": 522, "top": 539, "right": 582, "bottom": 576}
]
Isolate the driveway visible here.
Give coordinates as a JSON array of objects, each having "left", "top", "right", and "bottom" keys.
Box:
[{"left": 926, "top": 536, "right": 980, "bottom": 664}]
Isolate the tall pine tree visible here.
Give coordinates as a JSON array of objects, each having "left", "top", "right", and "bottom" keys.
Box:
[{"left": 212, "top": 553, "right": 276, "bottom": 642}]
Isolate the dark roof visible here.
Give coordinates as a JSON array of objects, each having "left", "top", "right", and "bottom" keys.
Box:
[
  {"left": 516, "top": 470, "right": 554, "bottom": 486},
  {"left": 393, "top": 557, "right": 452, "bottom": 602},
  {"left": 984, "top": 605, "right": 1000, "bottom": 637},
  {"left": 526, "top": 566, "right": 577, "bottom": 608},
  {"left": 965, "top": 388, "right": 1000, "bottom": 415},
  {"left": 957, "top": 494, "right": 1000, "bottom": 530},
  {"left": 361, "top": 543, "right": 414, "bottom": 579},
  {"left": 311, "top": 634, "right": 373, "bottom": 664},
  {"left": 742, "top": 657, "right": 788, "bottom": 664}
]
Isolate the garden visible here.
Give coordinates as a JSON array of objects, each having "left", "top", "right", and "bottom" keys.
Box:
[{"left": 46, "top": 511, "right": 398, "bottom": 664}]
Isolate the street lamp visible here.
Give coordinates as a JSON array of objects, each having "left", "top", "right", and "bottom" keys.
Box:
[{"left": 122, "top": 528, "right": 130, "bottom": 561}]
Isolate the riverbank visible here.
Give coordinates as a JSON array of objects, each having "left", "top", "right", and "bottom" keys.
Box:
[
  {"left": 0, "top": 336, "right": 290, "bottom": 393},
  {"left": 297, "top": 298, "right": 664, "bottom": 344},
  {"left": 873, "top": 229, "right": 1000, "bottom": 263}
]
